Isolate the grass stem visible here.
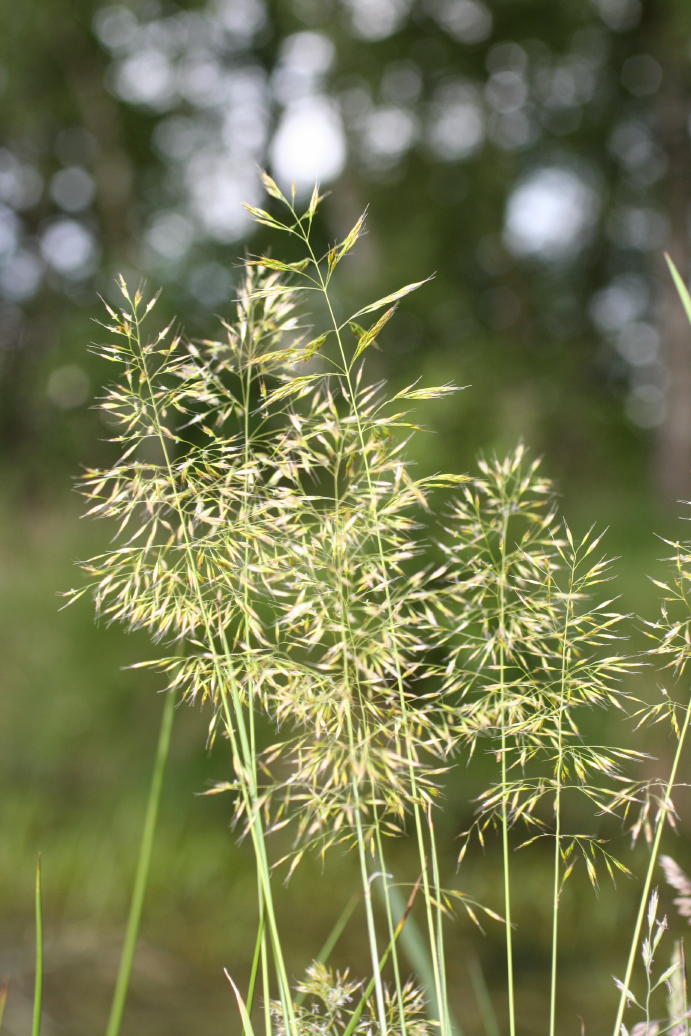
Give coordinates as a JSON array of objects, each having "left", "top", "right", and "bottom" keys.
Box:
[
  {"left": 104, "top": 687, "right": 176, "bottom": 1036},
  {"left": 497, "top": 510, "right": 516, "bottom": 1036},
  {"left": 549, "top": 558, "right": 574, "bottom": 1036},
  {"left": 32, "top": 857, "right": 43, "bottom": 1036}
]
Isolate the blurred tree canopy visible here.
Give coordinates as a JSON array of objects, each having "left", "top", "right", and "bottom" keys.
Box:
[{"left": 2, "top": 0, "right": 690, "bottom": 499}]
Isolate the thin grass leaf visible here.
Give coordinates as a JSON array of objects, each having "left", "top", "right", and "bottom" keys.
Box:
[
  {"left": 312, "top": 894, "right": 360, "bottom": 975},
  {"left": 342, "top": 877, "right": 422, "bottom": 1036},
  {"left": 245, "top": 907, "right": 265, "bottom": 1016},
  {"left": 32, "top": 857, "right": 43, "bottom": 1036},
  {"left": 384, "top": 881, "right": 448, "bottom": 1030},
  {"left": 105, "top": 689, "right": 176, "bottom": 1036},
  {"left": 467, "top": 955, "right": 501, "bottom": 1036},
  {"left": 224, "top": 970, "right": 258, "bottom": 1036},
  {"left": 665, "top": 255, "right": 691, "bottom": 325}
]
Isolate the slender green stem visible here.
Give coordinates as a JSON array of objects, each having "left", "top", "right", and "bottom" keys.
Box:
[
  {"left": 426, "top": 809, "right": 458, "bottom": 1033},
  {"left": 549, "top": 561, "right": 574, "bottom": 1036},
  {"left": 497, "top": 510, "right": 516, "bottom": 1036},
  {"left": 32, "top": 857, "right": 43, "bottom": 1036},
  {"left": 239, "top": 294, "right": 269, "bottom": 1033},
  {"left": 293, "top": 892, "right": 361, "bottom": 1018},
  {"left": 353, "top": 796, "right": 388, "bottom": 1029},
  {"left": 246, "top": 906, "right": 265, "bottom": 1015},
  {"left": 549, "top": 733, "right": 563, "bottom": 1036},
  {"left": 214, "top": 625, "right": 295, "bottom": 1029},
  {"left": 468, "top": 955, "right": 501, "bottom": 1036},
  {"left": 261, "top": 923, "right": 271, "bottom": 1036},
  {"left": 104, "top": 687, "right": 176, "bottom": 1036},
  {"left": 611, "top": 693, "right": 691, "bottom": 1036},
  {"left": 342, "top": 877, "right": 422, "bottom": 1036},
  {"left": 385, "top": 873, "right": 457, "bottom": 1031},
  {"left": 373, "top": 824, "right": 409, "bottom": 1034},
  {"left": 499, "top": 734, "right": 515, "bottom": 1036},
  {"left": 311, "top": 894, "right": 360, "bottom": 976},
  {"left": 330, "top": 468, "right": 387, "bottom": 1029}
]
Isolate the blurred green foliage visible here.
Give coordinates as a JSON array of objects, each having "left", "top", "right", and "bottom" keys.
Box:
[{"left": 2, "top": 0, "right": 690, "bottom": 500}]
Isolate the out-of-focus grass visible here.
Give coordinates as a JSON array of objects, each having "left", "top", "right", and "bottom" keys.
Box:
[{"left": 2, "top": 488, "right": 689, "bottom": 1034}]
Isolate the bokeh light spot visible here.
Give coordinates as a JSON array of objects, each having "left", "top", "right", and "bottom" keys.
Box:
[
  {"left": 50, "top": 167, "right": 95, "bottom": 213},
  {"left": 270, "top": 96, "right": 346, "bottom": 192},
  {"left": 47, "top": 364, "right": 90, "bottom": 409},
  {"left": 504, "top": 167, "right": 598, "bottom": 259},
  {"left": 40, "top": 219, "right": 96, "bottom": 278}
]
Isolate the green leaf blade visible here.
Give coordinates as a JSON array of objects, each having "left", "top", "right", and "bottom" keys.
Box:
[{"left": 665, "top": 254, "right": 691, "bottom": 325}]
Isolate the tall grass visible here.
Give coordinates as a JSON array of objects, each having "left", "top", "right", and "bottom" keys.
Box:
[{"left": 65, "top": 185, "right": 691, "bottom": 1035}]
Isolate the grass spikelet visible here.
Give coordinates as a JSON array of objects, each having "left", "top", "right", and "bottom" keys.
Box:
[{"left": 661, "top": 857, "right": 691, "bottom": 923}]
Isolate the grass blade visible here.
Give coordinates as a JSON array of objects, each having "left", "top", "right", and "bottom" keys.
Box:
[
  {"left": 245, "top": 907, "right": 265, "bottom": 1016},
  {"left": 342, "top": 877, "right": 423, "bottom": 1036},
  {"left": 224, "top": 969, "right": 257, "bottom": 1036},
  {"left": 665, "top": 254, "right": 691, "bottom": 325},
  {"left": 32, "top": 857, "right": 43, "bottom": 1036},
  {"left": 467, "top": 955, "right": 501, "bottom": 1036},
  {"left": 104, "top": 689, "right": 176, "bottom": 1036},
  {"left": 383, "top": 881, "right": 463, "bottom": 1033},
  {"left": 295, "top": 893, "right": 361, "bottom": 1008},
  {"left": 314, "top": 892, "right": 360, "bottom": 967}
]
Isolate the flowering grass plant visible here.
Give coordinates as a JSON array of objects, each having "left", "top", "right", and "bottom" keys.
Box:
[{"left": 51, "top": 182, "right": 691, "bottom": 1036}]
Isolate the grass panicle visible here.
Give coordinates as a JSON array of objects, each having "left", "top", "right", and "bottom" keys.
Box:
[{"left": 69, "top": 183, "right": 691, "bottom": 1035}]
